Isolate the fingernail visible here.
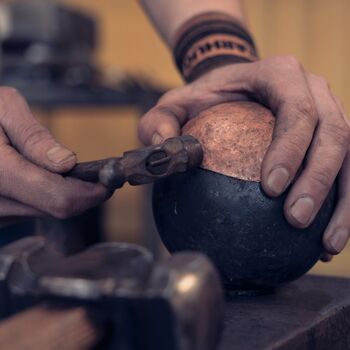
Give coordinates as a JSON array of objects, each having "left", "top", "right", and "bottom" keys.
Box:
[
  {"left": 267, "top": 167, "right": 290, "bottom": 194},
  {"left": 47, "top": 145, "right": 76, "bottom": 164},
  {"left": 152, "top": 132, "right": 164, "bottom": 145},
  {"left": 320, "top": 252, "right": 333, "bottom": 263},
  {"left": 327, "top": 229, "right": 349, "bottom": 254},
  {"left": 289, "top": 196, "right": 315, "bottom": 226}
]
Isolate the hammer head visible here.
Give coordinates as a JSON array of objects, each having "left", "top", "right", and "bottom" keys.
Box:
[
  {"left": 98, "top": 135, "right": 203, "bottom": 189},
  {"left": 0, "top": 238, "right": 223, "bottom": 350}
]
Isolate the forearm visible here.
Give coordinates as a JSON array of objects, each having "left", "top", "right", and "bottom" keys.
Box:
[{"left": 139, "top": 0, "right": 247, "bottom": 45}]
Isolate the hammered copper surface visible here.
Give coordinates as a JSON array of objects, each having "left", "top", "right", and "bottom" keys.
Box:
[{"left": 182, "top": 102, "right": 275, "bottom": 182}]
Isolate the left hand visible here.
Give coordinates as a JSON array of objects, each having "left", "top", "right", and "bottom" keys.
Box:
[{"left": 138, "top": 56, "right": 350, "bottom": 259}]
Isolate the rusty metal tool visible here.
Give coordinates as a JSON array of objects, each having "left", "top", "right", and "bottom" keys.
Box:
[
  {"left": 0, "top": 237, "right": 223, "bottom": 350},
  {"left": 65, "top": 135, "right": 203, "bottom": 189}
]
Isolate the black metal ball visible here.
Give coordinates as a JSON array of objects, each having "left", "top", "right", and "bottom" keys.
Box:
[{"left": 153, "top": 168, "right": 336, "bottom": 293}]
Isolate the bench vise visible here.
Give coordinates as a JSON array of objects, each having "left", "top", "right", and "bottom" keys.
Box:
[{"left": 0, "top": 237, "right": 223, "bottom": 350}]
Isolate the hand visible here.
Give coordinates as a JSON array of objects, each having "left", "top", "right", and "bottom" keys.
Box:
[
  {"left": 0, "top": 87, "right": 110, "bottom": 226},
  {"left": 138, "top": 56, "right": 350, "bottom": 258}
]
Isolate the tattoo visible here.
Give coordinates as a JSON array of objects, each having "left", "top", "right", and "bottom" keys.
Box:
[{"left": 173, "top": 12, "right": 258, "bottom": 82}]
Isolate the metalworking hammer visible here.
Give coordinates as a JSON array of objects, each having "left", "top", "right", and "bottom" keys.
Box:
[
  {"left": 65, "top": 135, "right": 203, "bottom": 190},
  {"left": 0, "top": 237, "right": 223, "bottom": 350}
]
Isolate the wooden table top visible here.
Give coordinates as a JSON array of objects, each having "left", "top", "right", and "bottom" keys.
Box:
[{"left": 219, "top": 275, "right": 350, "bottom": 350}]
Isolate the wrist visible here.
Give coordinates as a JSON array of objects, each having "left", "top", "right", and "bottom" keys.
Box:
[{"left": 173, "top": 12, "right": 258, "bottom": 82}]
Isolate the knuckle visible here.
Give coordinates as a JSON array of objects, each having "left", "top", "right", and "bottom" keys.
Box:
[
  {"left": 21, "top": 124, "right": 51, "bottom": 150},
  {"left": 283, "top": 55, "right": 302, "bottom": 69},
  {"left": 291, "top": 97, "right": 317, "bottom": 124},
  {"left": 0, "top": 86, "right": 22, "bottom": 100},
  {"left": 309, "top": 170, "right": 334, "bottom": 194},
  {"left": 273, "top": 134, "right": 306, "bottom": 161},
  {"left": 157, "top": 88, "right": 182, "bottom": 104},
  {"left": 309, "top": 74, "right": 329, "bottom": 89},
  {"left": 323, "top": 121, "right": 350, "bottom": 147},
  {"left": 157, "top": 94, "right": 170, "bottom": 105},
  {"left": 151, "top": 103, "right": 186, "bottom": 123},
  {"left": 156, "top": 104, "right": 177, "bottom": 117},
  {"left": 270, "top": 55, "right": 303, "bottom": 71}
]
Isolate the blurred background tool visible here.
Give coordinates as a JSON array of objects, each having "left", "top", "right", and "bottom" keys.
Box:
[
  {"left": 0, "top": 0, "right": 162, "bottom": 108},
  {"left": 0, "top": 236, "right": 222, "bottom": 350}
]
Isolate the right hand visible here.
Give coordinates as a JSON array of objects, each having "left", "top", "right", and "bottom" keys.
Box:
[
  {"left": 139, "top": 56, "right": 350, "bottom": 258},
  {"left": 0, "top": 87, "right": 110, "bottom": 226}
]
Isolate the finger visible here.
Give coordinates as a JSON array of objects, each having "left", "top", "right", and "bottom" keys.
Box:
[
  {"left": 138, "top": 89, "right": 189, "bottom": 145},
  {"left": 0, "top": 196, "right": 46, "bottom": 230},
  {"left": 283, "top": 75, "right": 349, "bottom": 228},
  {"left": 322, "top": 150, "right": 350, "bottom": 255},
  {"left": 320, "top": 252, "right": 333, "bottom": 262},
  {"left": 0, "top": 87, "right": 76, "bottom": 173},
  {"left": 0, "top": 196, "right": 44, "bottom": 217},
  {"left": 138, "top": 82, "right": 243, "bottom": 145},
  {"left": 139, "top": 105, "right": 183, "bottom": 145},
  {"left": 0, "top": 143, "right": 110, "bottom": 219},
  {"left": 254, "top": 57, "right": 319, "bottom": 198}
]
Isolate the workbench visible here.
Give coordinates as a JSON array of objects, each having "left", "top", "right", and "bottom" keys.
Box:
[{"left": 220, "top": 275, "right": 350, "bottom": 350}]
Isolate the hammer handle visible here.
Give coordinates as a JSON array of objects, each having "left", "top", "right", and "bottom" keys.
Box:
[
  {"left": 0, "top": 304, "right": 103, "bottom": 350},
  {"left": 65, "top": 158, "right": 114, "bottom": 183}
]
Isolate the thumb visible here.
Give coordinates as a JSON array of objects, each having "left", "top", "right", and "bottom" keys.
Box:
[
  {"left": 138, "top": 104, "right": 187, "bottom": 145},
  {"left": 0, "top": 87, "right": 76, "bottom": 173},
  {"left": 138, "top": 92, "right": 189, "bottom": 145}
]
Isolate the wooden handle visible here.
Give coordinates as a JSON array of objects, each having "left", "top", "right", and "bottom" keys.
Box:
[
  {"left": 65, "top": 159, "right": 113, "bottom": 183},
  {"left": 0, "top": 304, "right": 103, "bottom": 350}
]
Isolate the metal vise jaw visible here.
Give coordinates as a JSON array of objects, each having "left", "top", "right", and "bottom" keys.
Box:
[{"left": 0, "top": 237, "right": 223, "bottom": 350}]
